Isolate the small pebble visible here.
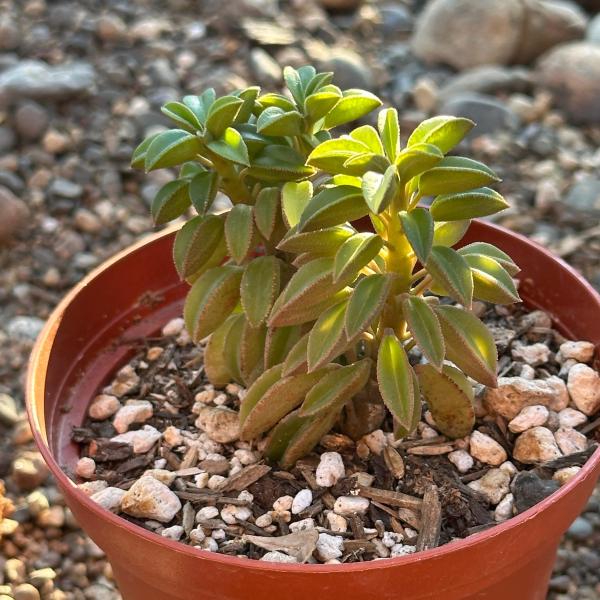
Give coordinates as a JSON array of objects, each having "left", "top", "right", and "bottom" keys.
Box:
[
  {"left": 511, "top": 343, "right": 551, "bottom": 366},
  {"left": 567, "top": 364, "right": 600, "bottom": 416},
  {"left": 291, "top": 489, "right": 313, "bottom": 515},
  {"left": 88, "top": 394, "right": 120, "bottom": 420},
  {"left": 90, "top": 487, "right": 126, "bottom": 513},
  {"left": 513, "top": 427, "right": 562, "bottom": 464},
  {"left": 469, "top": 431, "right": 507, "bottom": 466},
  {"left": 468, "top": 469, "right": 511, "bottom": 505},
  {"left": 316, "top": 533, "right": 344, "bottom": 561},
  {"left": 326, "top": 512, "right": 348, "bottom": 533},
  {"left": 553, "top": 466, "right": 581, "bottom": 486},
  {"left": 447, "top": 449, "right": 474, "bottom": 473},
  {"left": 554, "top": 427, "right": 588, "bottom": 455},
  {"left": 261, "top": 551, "right": 298, "bottom": 563},
  {"left": 273, "top": 495, "right": 294, "bottom": 512},
  {"left": 494, "top": 493, "right": 515, "bottom": 522},
  {"left": 289, "top": 518, "right": 315, "bottom": 532},
  {"left": 121, "top": 476, "right": 181, "bottom": 523},
  {"left": 558, "top": 408, "right": 587, "bottom": 429},
  {"left": 315, "top": 452, "right": 345, "bottom": 487},
  {"left": 75, "top": 457, "right": 96, "bottom": 479},
  {"left": 333, "top": 496, "right": 370, "bottom": 516},
  {"left": 559, "top": 341, "right": 595, "bottom": 363},
  {"left": 508, "top": 405, "right": 549, "bottom": 433}
]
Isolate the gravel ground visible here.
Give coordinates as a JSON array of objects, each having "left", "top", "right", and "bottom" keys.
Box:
[{"left": 0, "top": 0, "right": 598, "bottom": 598}]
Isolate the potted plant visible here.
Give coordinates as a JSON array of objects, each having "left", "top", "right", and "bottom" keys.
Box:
[{"left": 27, "top": 66, "right": 600, "bottom": 600}]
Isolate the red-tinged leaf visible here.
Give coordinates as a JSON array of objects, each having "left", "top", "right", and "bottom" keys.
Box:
[
  {"left": 426, "top": 246, "right": 473, "bottom": 308},
  {"left": 264, "top": 325, "right": 302, "bottom": 370},
  {"left": 204, "top": 315, "right": 238, "bottom": 387},
  {"left": 307, "top": 299, "right": 349, "bottom": 372},
  {"left": 333, "top": 232, "right": 384, "bottom": 284},
  {"left": 241, "top": 256, "right": 281, "bottom": 328},
  {"left": 225, "top": 203, "right": 255, "bottom": 264}
]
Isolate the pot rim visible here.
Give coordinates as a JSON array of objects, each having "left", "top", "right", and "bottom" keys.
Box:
[{"left": 26, "top": 220, "right": 600, "bottom": 573}]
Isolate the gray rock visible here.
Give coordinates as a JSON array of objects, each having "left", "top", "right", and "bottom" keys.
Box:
[
  {"left": 14, "top": 101, "right": 49, "bottom": 141},
  {"left": 564, "top": 175, "right": 600, "bottom": 216},
  {"left": 0, "top": 125, "right": 16, "bottom": 152},
  {"left": 48, "top": 178, "right": 83, "bottom": 200},
  {"left": 440, "top": 66, "right": 532, "bottom": 99},
  {"left": 379, "top": 4, "right": 414, "bottom": 34},
  {"left": 321, "top": 49, "right": 374, "bottom": 90},
  {"left": 0, "top": 17, "right": 19, "bottom": 51},
  {"left": 249, "top": 48, "right": 282, "bottom": 87},
  {"left": 0, "top": 185, "right": 28, "bottom": 244},
  {"left": 588, "top": 14, "right": 600, "bottom": 43},
  {"left": 0, "top": 60, "right": 96, "bottom": 102},
  {"left": 567, "top": 516, "right": 593, "bottom": 540},
  {"left": 512, "top": 471, "right": 560, "bottom": 513},
  {"left": 439, "top": 93, "right": 520, "bottom": 136},
  {"left": 6, "top": 316, "right": 45, "bottom": 341},
  {"left": 537, "top": 43, "right": 600, "bottom": 125},
  {"left": 0, "top": 393, "right": 20, "bottom": 426}
]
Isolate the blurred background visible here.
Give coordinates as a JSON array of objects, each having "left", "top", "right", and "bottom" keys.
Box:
[{"left": 0, "top": 0, "right": 599, "bottom": 598}]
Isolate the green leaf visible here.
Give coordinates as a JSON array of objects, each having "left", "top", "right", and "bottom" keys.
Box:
[
  {"left": 246, "top": 145, "right": 314, "bottom": 182},
  {"left": 307, "top": 138, "right": 370, "bottom": 174},
  {"left": 270, "top": 288, "right": 352, "bottom": 328},
  {"left": 298, "top": 185, "right": 369, "bottom": 232},
  {"left": 264, "top": 410, "right": 308, "bottom": 464},
  {"left": 362, "top": 165, "right": 399, "bottom": 214},
  {"left": 399, "top": 208, "right": 434, "bottom": 265},
  {"left": 297, "top": 65, "right": 317, "bottom": 90},
  {"left": 343, "top": 153, "right": 390, "bottom": 177},
  {"left": 282, "top": 332, "right": 310, "bottom": 376},
  {"left": 433, "top": 220, "right": 471, "bottom": 247},
  {"left": 305, "top": 88, "right": 343, "bottom": 122},
  {"left": 345, "top": 274, "right": 392, "bottom": 340},
  {"left": 350, "top": 125, "right": 384, "bottom": 155},
  {"left": 277, "top": 225, "right": 355, "bottom": 256},
  {"left": 239, "top": 320, "right": 267, "bottom": 384},
  {"left": 233, "top": 86, "right": 260, "bottom": 123},
  {"left": 256, "top": 93, "right": 297, "bottom": 113},
  {"left": 151, "top": 179, "right": 190, "bottom": 225},
  {"left": 323, "top": 89, "right": 382, "bottom": 129},
  {"left": 426, "top": 246, "right": 473, "bottom": 308},
  {"left": 179, "top": 162, "right": 206, "bottom": 179},
  {"left": 415, "top": 364, "right": 475, "bottom": 438},
  {"left": 161, "top": 102, "right": 203, "bottom": 132},
  {"left": 395, "top": 143, "right": 443, "bottom": 182},
  {"left": 131, "top": 133, "right": 159, "bottom": 169},
  {"left": 458, "top": 242, "right": 520, "bottom": 276},
  {"left": 256, "top": 106, "right": 303, "bottom": 136},
  {"left": 254, "top": 187, "right": 281, "bottom": 241},
  {"left": 430, "top": 187, "right": 509, "bottom": 221},
  {"left": 225, "top": 203, "right": 255, "bottom": 264},
  {"left": 239, "top": 364, "right": 284, "bottom": 426},
  {"left": 299, "top": 359, "right": 371, "bottom": 417},
  {"left": 206, "top": 96, "right": 244, "bottom": 137},
  {"left": 183, "top": 265, "right": 243, "bottom": 342},
  {"left": 204, "top": 315, "right": 237, "bottom": 386},
  {"left": 264, "top": 325, "right": 302, "bottom": 369},
  {"left": 377, "top": 332, "right": 417, "bottom": 430},
  {"left": 283, "top": 66, "right": 304, "bottom": 106},
  {"left": 145, "top": 130, "right": 201, "bottom": 171},
  {"left": 281, "top": 181, "right": 313, "bottom": 228},
  {"left": 393, "top": 369, "right": 422, "bottom": 440},
  {"left": 419, "top": 157, "right": 501, "bottom": 196},
  {"left": 222, "top": 313, "right": 245, "bottom": 383},
  {"left": 173, "top": 214, "right": 224, "bottom": 279},
  {"left": 206, "top": 127, "right": 250, "bottom": 166},
  {"left": 183, "top": 89, "right": 216, "bottom": 124},
  {"left": 333, "top": 232, "right": 384, "bottom": 284},
  {"left": 241, "top": 256, "right": 281, "bottom": 327},
  {"left": 378, "top": 108, "right": 400, "bottom": 161},
  {"left": 189, "top": 171, "right": 219, "bottom": 216},
  {"left": 464, "top": 254, "right": 521, "bottom": 305},
  {"left": 401, "top": 295, "right": 444, "bottom": 370},
  {"left": 305, "top": 71, "right": 334, "bottom": 96},
  {"left": 435, "top": 305, "right": 498, "bottom": 387},
  {"left": 407, "top": 116, "right": 474, "bottom": 154},
  {"left": 307, "top": 299, "right": 349, "bottom": 371}
]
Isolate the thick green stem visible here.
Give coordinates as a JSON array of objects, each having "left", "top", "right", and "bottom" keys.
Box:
[{"left": 201, "top": 146, "right": 253, "bottom": 204}]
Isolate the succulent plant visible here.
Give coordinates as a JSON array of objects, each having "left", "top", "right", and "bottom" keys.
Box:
[{"left": 132, "top": 65, "right": 520, "bottom": 468}]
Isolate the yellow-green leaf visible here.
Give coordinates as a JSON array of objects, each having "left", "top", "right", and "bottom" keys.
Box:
[
  {"left": 282, "top": 181, "right": 313, "bottom": 228},
  {"left": 277, "top": 225, "right": 354, "bottom": 256},
  {"left": 430, "top": 187, "right": 509, "bottom": 221},
  {"left": 206, "top": 127, "right": 250, "bottom": 166},
  {"left": 323, "top": 90, "right": 382, "bottom": 129},
  {"left": 241, "top": 256, "right": 280, "bottom": 327},
  {"left": 173, "top": 214, "right": 224, "bottom": 279},
  {"left": 204, "top": 315, "right": 237, "bottom": 386},
  {"left": 401, "top": 295, "right": 444, "bottom": 370},
  {"left": 350, "top": 125, "right": 384, "bottom": 155},
  {"left": 254, "top": 187, "right": 281, "bottom": 241},
  {"left": 307, "top": 138, "right": 370, "bottom": 174},
  {"left": 257, "top": 107, "right": 303, "bottom": 136},
  {"left": 433, "top": 220, "right": 471, "bottom": 247},
  {"left": 225, "top": 203, "right": 255, "bottom": 264},
  {"left": 307, "top": 299, "right": 349, "bottom": 371},
  {"left": 458, "top": 242, "right": 520, "bottom": 276},
  {"left": 426, "top": 246, "right": 473, "bottom": 308},
  {"left": 465, "top": 254, "right": 521, "bottom": 305},
  {"left": 362, "top": 165, "right": 399, "bottom": 214},
  {"left": 378, "top": 108, "right": 400, "bottom": 161},
  {"left": 399, "top": 207, "right": 434, "bottom": 265},
  {"left": 333, "top": 232, "right": 384, "bottom": 284},
  {"left": 345, "top": 274, "right": 392, "bottom": 340},
  {"left": 395, "top": 143, "right": 443, "bottom": 182},
  {"left": 419, "top": 157, "right": 501, "bottom": 196},
  {"left": 407, "top": 116, "right": 474, "bottom": 154}
]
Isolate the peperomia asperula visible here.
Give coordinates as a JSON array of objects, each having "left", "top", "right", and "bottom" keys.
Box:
[{"left": 132, "top": 65, "right": 520, "bottom": 468}]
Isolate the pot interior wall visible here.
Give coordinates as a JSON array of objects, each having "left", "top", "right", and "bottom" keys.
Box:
[{"left": 41, "top": 222, "right": 599, "bottom": 473}]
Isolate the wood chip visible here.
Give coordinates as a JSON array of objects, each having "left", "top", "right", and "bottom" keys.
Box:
[
  {"left": 321, "top": 491, "right": 336, "bottom": 510},
  {"left": 416, "top": 485, "right": 441, "bottom": 552},
  {"left": 298, "top": 500, "right": 323, "bottom": 519},
  {"left": 180, "top": 445, "right": 198, "bottom": 469},
  {"left": 395, "top": 435, "right": 448, "bottom": 449},
  {"left": 407, "top": 444, "right": 454, "bottom": 456},
  {"left": 182, "top": 502, "right": 195, "bottom": 534},
  {"left": 218, "top": 464, "right": 271, "bottom": 493},
  {"left": 344, "top": 540, "right": 377, "bottom": 554},
  {"left": 242, "top": 530, "right": 318, "bottom": 563},
  {"left": 358, "top": 486, "right": 422, "bottom": 511},
  {"left": 297, "top": 465, "right": 319, "bottom": 490},
  {"left": 390, "top": 517, "right": 406, "bottom": 537},
  {"left": 236, "top": 518, "right": 273, "bottom": 537},
  {"left": 383, "top": 446, "right": 405, "bottom": 479},
  {"left": 348, "top": 514, "right": 365, "bottom": 540},
  {"left": 175, "top": 467, "right": 203, "bottom": 477},
  {"left": 397, "top": 507, "right": 422, "bottom": 531}
]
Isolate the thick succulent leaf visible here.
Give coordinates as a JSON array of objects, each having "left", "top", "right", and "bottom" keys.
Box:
[
  {"left": 332, "top": 174, "right": 362, "bottom": 187},
  {"left": 299, "top": 359, "right": 371, "bottom": 417},
  {"left": 189, "top": 171, "right": 219, "bottom": 216},
  {"left": 433, "top": 220, "right": 471, "bottom": 247},
  {"left": 183, "top": 89, "right": 216, "bottom": 125},
  {"left": 205, "top": 96, "right": 244, "bottom": 137},
  {"left": 236, "top": 123, "right": 271, "bottom": 157},
  {"left": 307, "top": 299, "right": 349, "bottom": 372},
  {"left": 307, "top": 138, "right": 370, "bottom": 174},
  {"left": 282, "top": 332, "right": 310, "bottom": 376},
  {"left": 246, "top": 145, "right": 314, "bottom": 182},
  {"left": 173, "top": 214, "right": 224, "bottom": 279},
  {"left": 283, "top": 66, "right": 304, "bottom": 106},
  {"left": 131, "top": 133, "right": 159, "bottom": 169},
  {"left": 179, "top": 162, "right": 206, "bottom": 179},
  {"left": 377, "top": 332, "right": 417, "bottom": 430},
  {"left": 298, "top": 185, "right": 368, "bottom": 232},
  {"left": 435, "top": 305, "right": 498, "bottom": 387},
  {"left": 426, "top": 246, "right": 473, "bottom": 308},
  {"left": 419, "top": 157, "right": 501, "bottom": 196},
  {"left": 204, "top": 315, "right": 237, "bottom": 386},
  {"left": 254, "top": 187, "right": 281, "bottom": 241},
  {"left": 377, "top": 108, "right": 400, "bottom": 161},
  {"left": 345, "top": 274, "right": 392, "bottom": 339},
  {"left": 151, "top": 179, "right": 190, "bottom": 225},
  {"left": 401, "top": 295, "right": 444, "bottom": 370},
  {"left": 233, "top": 86, "right": 260, "bottom": 123},
  {"left": 415, "top": 364, "right": 475, "bottom": 438},
  {"left": 264, "top": 325, "right": 302, "bottom": 369},
  {"left": 241, "top": 256, "right": 281, "bottom": 327},
  {"left": 323, "top": 89, "right": 382, "bottom": 129},
  {"left": 183, "top": 265, "right": 243, "bottom": 342},
  {"left": 407, "top": 116, "right": 474, "bottom": 154},
  {"left": 239, "top": 364, "right": 284, "bottom": 426},
  {"left": 393, "top": 369, "right": 422, "bottom": 440},
  {"left": 297, "top": 65, "right": 317, "bottom": 90},
  {"left": 430, "top": 187, "right": 509, "bottom": 221},
  {"left": 161, "top": 102, "right": 203, "bottom": 132},
  {"left": 305, "top": 72, "right": 334, "bottom": 96},
  {"left": 350, "top": 125, "right": 384, "bottom": 155},
  {"left": 304, "top": 88, "right": 342, "bottom": 122},
  {"left": 206, "top": 127, "right": 250, "bottom": 166},
  {"left": 362, "top": 165, "right": 399, "bottom": 214},
  {"left": 241, "top": 367, "right": 337, "bottom": 440},
  {"left": 395, "top": 143, "right": 443, "bottom": 182},
  {"left": 399, "top": 207, "right": 434, "bottom": 265},
  {"left": 343, "top": 152, "right": 390, "bottom": 177},
  {"left": 223, "top": 313, "right": 246, "bottom": 383},
  {"left": 239, "top": 320, "right": 267, "bottom": 384},
  {"left": 257, "top": 92, "right": 297, "bottom": 113},
  {"left": 256, "top": 106, "right": 303, "bottom": 136},
  {"left": 333, "top": 232, "right": 384, "bottom": 284},
  {"left": 264, "top": 410, "right": 307, "bottom": 463},
  {"left": 225, "top": 204, "right": 255, "bottom": 264},
  {"left": 464, "top": 254, "right": 521, "bottom": 305},
  {"left": 277, "top": 225, "right": 354, "bottom": 256},
  {"left": 145, "top": 130, "right": 201, "bottom": 171},
  {"left": 282, "top": 181, "right": 313, "bottom": 228},
  {"left": 458, "top": 242, "right": 520, "bottom": 276}
]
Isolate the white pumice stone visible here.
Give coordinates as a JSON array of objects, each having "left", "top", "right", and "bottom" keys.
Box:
[
  {"left": 291, "top": 489, "right": 313, "bottom": 515},
  {"left": 447, "top": 449, "right": 474, "bottom": 474},
  {"left": 508, "top": 405, "right": 549, "bottom": 433},
  {"left": 162, "top": 317, "right": 185, "bottom": 337},
  {"left": 261, "top": 551, "right": 298, "bottom": 563},
  {"left": 120, "top": 476, "right": 181, "bottom": 523},
  {"left": 75, "top": 457, "right": 96, "bottom": 479},
  {"left": 315, "top": 452, "right": 345, "bottom": 487},
  {"left": 90, "top": 487, "right": 126, "bottom": 513},
  {"left": 468, "top": 469, "right": 511, "bottom": 505},
  {"left": 112, "top": 400, "right": 153, "bottom": 434},
  {"left": 333, "top": 496, "right": 370, "bottom": 516},
  {"left": 196, "top": 506, "right": 219, "bottom": 521},
  {"left": 161, "top": 525, "right": 184, "bottom": 540},
  {"left": 111, "top": 425, "right": 161, "bottom": 454},
  {"left": 289, "top": 518, "right": 315, "bottom": 533},
  {"left": 316, "top": 533, "right": 344, "bottom": 561},
  {"left": 469, "top": 431, "right": 507, "bottom": 466}
]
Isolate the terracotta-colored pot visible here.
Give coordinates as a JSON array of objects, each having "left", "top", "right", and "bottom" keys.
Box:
[{"left": 27, "top": 221, "right": 600, "bottom": 600}]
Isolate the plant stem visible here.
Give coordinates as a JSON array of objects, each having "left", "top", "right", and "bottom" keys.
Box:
[{"left": 412, "top": 275, "right": 433, "bottom": 296}]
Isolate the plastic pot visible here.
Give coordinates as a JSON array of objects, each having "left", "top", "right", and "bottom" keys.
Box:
[{"left": 27, "top": 221, "right": 600, "bottom": 600}]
